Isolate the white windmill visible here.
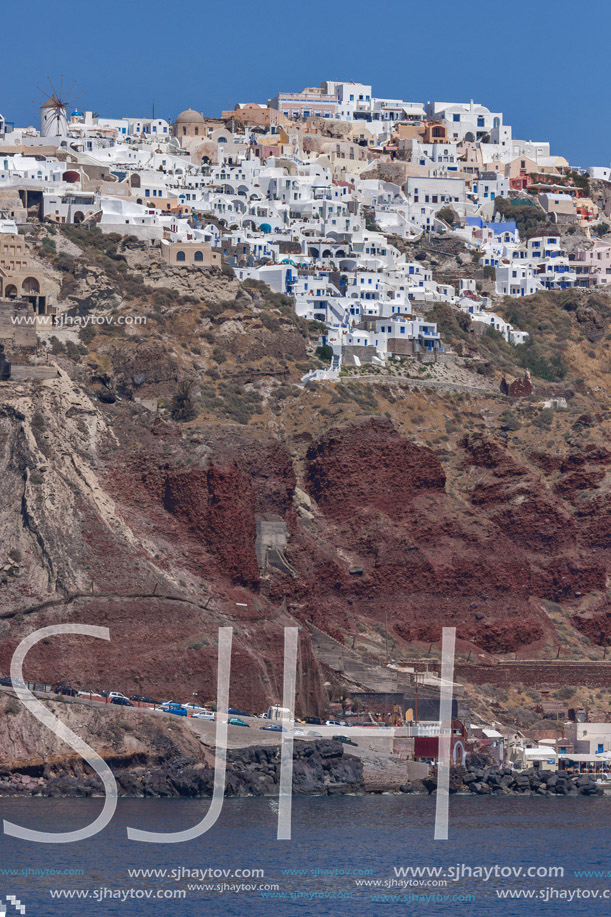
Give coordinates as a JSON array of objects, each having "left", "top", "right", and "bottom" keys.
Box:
[{"left": 38, "top": 77, "right": 81, "bottom": 138}]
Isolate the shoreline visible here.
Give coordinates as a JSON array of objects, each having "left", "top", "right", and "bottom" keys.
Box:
[
  {"left": 0, "top": 751, "right": 606, "bottom": 800},
  {"left": 0, "top": 739, "right": 366, "bottom": 800}
]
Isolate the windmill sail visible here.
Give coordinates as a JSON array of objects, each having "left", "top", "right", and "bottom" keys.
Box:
[{"left": 37, "top": 77, "right": 82, "bottom": 138}]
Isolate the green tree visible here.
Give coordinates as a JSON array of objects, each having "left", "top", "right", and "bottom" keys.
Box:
[
  {"left": 437, "top": 206, "right": 456, "bottom": 226},
  {"left": 316, "top": 344, "right": 333, "bottom": 363},
  {"left": 170, "top": 381, "right": 197, "bottom": 422}
]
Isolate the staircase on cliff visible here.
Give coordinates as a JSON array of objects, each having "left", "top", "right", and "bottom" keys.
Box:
[{"left": 306, "top": 623, "right": 413, "bottom": 693}]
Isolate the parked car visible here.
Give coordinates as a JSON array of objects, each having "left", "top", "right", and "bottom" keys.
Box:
[
  {"left": 192, "top": 711, "right": 215, "bottom": 720},
  {"left": 108, "top": 692, "right": 129, "bottom": 702},
  {"left": 228, "top": 707, "right": 250, "bottom": 717},
  {"left": 2, "top": 678, "right": 26, "bottom": 689},
  {"left": 160, "top": 703, "right": 188, "bottom": 717},
  {"left": 304, "top": 716, "right": 322, "bottom": 725},
  {"left": 333, "top": 735, "right": 358, "bottom": 747},
  {"left": 183, "top": 703, "right": 206, "bottom": 714},
  {"left": 78, "top": 689, "right": 104, "bottom": 701},
  {"left": 292, "top": 729, "right": 307, "bottom": 737},
  {"left": 307, "top": 730, "right": 322, "bottom": 737},
  {"left": 111, "top": 697, "right": 134, "bottom": 707},
  {"left": 228, "top": 717, "right": 250, "bottom": 727},
  {"left": 325, "top": 720, "right": 342, "bottom": 726},
  {"left": 130, "top": 695, "right": 159, "bottom": 704},
  {"left": 55, "top": 685, "right": 78, "bottom": 697},
  {"left": 260, "top": 724, "right": 285, "bottom": 732}
]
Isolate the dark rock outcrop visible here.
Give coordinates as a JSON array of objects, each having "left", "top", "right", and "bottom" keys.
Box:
[
  {"left": 0, "top": 741, "right": 364, "bottom": 799},
  {"left": 414, "top": 763, "right": 603, "bottom": 798}
]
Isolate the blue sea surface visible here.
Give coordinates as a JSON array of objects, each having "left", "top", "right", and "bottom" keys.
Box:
[{"left": 0, "top": 795, "right": 610, "bottom": 915}]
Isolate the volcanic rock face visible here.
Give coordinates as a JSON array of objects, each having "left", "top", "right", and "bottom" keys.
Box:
[
  {"left": 0, "top": 378, "right": 325, "bottom": 713},
  {"left": 287, "top": 422, "right": 611, "bottom": 655},
  {"left": 3, "top": 374, "right": 611, "bottom": 710},
  {"left": 163, "top": 462, "right": 259, "bottom": 586},
  {"left": 295, "top": 422, "right": 549, "bottom": 653},
  {"left": 305, "top": 416, "right": 446, "bottom": 520}
]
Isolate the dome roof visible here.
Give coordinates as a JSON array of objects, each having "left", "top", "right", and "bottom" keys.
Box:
[{"left": 175, "top": 108, "right": 205, "bottom": 124}]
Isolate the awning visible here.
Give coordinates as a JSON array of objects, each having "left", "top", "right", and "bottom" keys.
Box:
[{"left": 559, "top": 754, "right": 610, "bottom": 764}]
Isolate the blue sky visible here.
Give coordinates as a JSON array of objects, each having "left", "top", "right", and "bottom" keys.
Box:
[{"left": 3, "top": 0, "right": 609, "bottom": 167}]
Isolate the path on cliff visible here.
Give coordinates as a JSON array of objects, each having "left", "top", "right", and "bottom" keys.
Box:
[{"left": 343, "top": 373, "right": 500, "bottom": 396}]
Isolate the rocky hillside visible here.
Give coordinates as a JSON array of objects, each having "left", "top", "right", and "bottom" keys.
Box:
[{"left": 3, "top": 226, "right": 611, "bottom": 711}]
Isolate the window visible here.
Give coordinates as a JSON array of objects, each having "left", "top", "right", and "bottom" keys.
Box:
[
  {"left": 176, "top": 251, "right": 186, "bottom": 262},
  {"left": 453, "top": 113, "right": 460, "bottom": 122},
  {"left": 194, "top": 251, "right": 204, "bottom": 262}
]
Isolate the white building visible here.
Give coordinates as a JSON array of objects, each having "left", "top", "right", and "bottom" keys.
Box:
[
  {"left": 587, "top": 166, "right": 611, "bottom": 183},
  {"left": 495, "top": 261, "right": 541, "bottom": 298},
  {"left": 565, "top": 723, "right": 611, "bottom": 756},
  {"left": 426, "top": 100, "right": 509, "bottom": 146}
]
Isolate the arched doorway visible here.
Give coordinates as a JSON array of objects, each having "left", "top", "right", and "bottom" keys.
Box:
[
  {"left": 452, "top": 741, "right": 466, "bottom": 765},
  {"left": 22, "top": 277, "right": 40, "bottom": 294},
  {"left": 5, "top": 284, "right": 18, "bottom": 298}
]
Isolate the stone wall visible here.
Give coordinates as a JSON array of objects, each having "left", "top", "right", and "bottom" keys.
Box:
[
  {"left": 456, "top": 662, "right": 611, "bottom": 689},
  {"left": 342, "top": 345, "right": 378, "bottom": 365}
]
